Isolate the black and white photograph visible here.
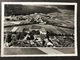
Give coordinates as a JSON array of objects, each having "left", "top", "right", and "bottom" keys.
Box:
[{"left": 1, "top": 2, "right": 77, "bottom": 57}]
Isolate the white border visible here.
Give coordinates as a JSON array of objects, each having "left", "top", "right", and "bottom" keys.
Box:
[{"left": 1, "top": 2, "right": 77, "bottom": 57}]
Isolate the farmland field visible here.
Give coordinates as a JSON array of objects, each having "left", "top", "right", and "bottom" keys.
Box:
[{"left": 4, "top": 24, "right": 74, "bottom": 35}]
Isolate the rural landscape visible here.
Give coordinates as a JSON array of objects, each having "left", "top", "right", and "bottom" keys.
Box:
[{"left": 4, "top": 4, "right": 74, "bottom": 48}]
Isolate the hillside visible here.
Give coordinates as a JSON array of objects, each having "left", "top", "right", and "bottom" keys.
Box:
[{"left": 5, "top": 5, "right": 74, "bottom": 16}]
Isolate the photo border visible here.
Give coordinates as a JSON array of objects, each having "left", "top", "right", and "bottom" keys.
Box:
[{"left": 1, "top": 2, "right": 78, "bottom": 57}]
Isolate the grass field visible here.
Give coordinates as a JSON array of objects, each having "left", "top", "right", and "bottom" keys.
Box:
[
  {"left": 4, "top": 47, "right": 74, "bottom": 55},
  {"left": 4, "top": 24, "right": 73, "bottom": 35},
  {"left": 4, "top": 48, "right": 47, "bottom": 55}
]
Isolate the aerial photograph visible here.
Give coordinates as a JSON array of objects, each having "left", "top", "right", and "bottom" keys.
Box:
[{"left": 1, "top": 2, "right": 77, "bottom": 56}]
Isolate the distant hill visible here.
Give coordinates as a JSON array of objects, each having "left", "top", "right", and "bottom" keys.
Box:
[
  {"left": 55, "top": 5, "right": 74, "bottom": 10},
  {"left": 5, "top": 4, "right": 74, "bottom": 16}
]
